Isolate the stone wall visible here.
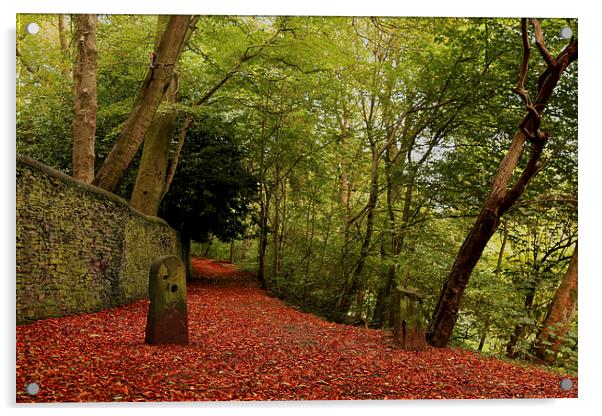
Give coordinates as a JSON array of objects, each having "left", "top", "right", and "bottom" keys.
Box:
[{"left": 16, "top": 154, "right": 181, "bottom": 324}]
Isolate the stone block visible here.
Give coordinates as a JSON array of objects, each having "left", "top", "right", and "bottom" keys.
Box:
[{"left": 145, "top": 256, "right": 188, "bottom": 345}]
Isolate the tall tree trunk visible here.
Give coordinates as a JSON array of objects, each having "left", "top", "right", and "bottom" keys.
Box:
[
  {"left": 477, "top": 316, "right": 490, "bottom": 352},
  {"left": 479, "top": 223, "right": 508, "bottom": 352},
  {"left": 372, "top": 143, "right": 400, "bottom": 327},
  {"left": 338, "top": 106, "right": 354, "bottom": 293},
  {"left": 130, "top": 15, "right": 195, "bottom": 215},
  {"left": 427, "top": 20, "right": 577, "bottom": 348},
  {"left": 241, "top": 239, "right": 249, "bottom": 265},
  {"left": 533, "top": 243, "right": 578, "bottom": 363},
  {"left": 72, "top": 14, "right": 97, "bottom": 183},
  {"left": 181, "top": 230, "right": 192, "bottom": 280},
  {"left": 279, "top": 178, "right": 287, "bottom": 261},
  {"left": 255, "top": 87, "right": 271, "bottom": 290},
  {"left": 257, "top": 222, "right": 268, "bottom": 289},
  {"left": 272, "top": 162, "right": 281, "bottom": 286},
  {"left": 378, "top": 173, "right": 416, "bottom": 320},
  {"left": 303, "top": 182, "right": 317, "bottom": 283},
  {"left": 373, "top": 156, "right": 419, "bottom": 327},
  {"left": 302, "top": 188, "right": 318, "bottom": 300},
  {"left": 92, "top": 15, "right": 194, "bottom": 192},
  {"left": 336, "top": 144, "right": 379, "bottom": 320},
  {"left": 58, "top": 15, "right": 71, "bottom": 79},
  {"left": 506, "top": 285, "right": 537, "bottom": 358}
]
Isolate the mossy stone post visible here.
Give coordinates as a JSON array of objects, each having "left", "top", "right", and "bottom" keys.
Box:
[
  {"left": 391, "top": 286, "right": 427, "bottom": 351},
  {"left": 145, "top": 255, "right": 188, "bottom": 345}
]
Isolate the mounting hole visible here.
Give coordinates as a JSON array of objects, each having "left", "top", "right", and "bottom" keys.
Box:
[
  {"left": 26, "top": 382, "right": 39, "bottom": 395},
  {"left": 559, "top": 26, "right": 572, "bottom": 39},
  {"left": 170, "top": 284, "right": 178, "bottom": 293},
  {"left": 560, "top": 379, "right": 573, "bottom": 391},
  {"left": 25, "top": 22, "right": 40, "bottom": 35}
]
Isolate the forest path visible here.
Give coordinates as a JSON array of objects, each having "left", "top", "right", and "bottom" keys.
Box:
[{"left": 16, "top": 258, "right": 576, "bottom": 402}]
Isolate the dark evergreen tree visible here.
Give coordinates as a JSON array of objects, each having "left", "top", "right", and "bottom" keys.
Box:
[{"left": 159, "top": 116, "right": 258, "bottom": 276}]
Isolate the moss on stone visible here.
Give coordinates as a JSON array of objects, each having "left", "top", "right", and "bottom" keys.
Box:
[{"left": 16, "top": 154, "right": 182, "bottom": 324}]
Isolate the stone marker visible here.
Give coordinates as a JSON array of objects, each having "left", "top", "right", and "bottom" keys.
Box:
[
  {"left": 145, "top": 255, "right": 188, "bottom": 345},
  {"left": 391, "top": 286, "right": 427, "bottom": 351}
]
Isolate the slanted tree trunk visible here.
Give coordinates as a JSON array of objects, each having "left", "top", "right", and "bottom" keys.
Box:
[
  {"left": 129, "top": 105, "right": 177, "bottom": 214},
  {"left": 130, "top": 16, "right": 196, "bottom": 215},
  {"left": 72, "top": 14, "right": 97, "bottom": 183},
  {"left": 92, "top": 15, "right": 194, "bottom": 192},
  {"left": 131, "top": 21, "right": 283, "bottom": 210},
  {"left": 427, "top": 19, "right": 577, "bottom": 347},
  {"left": 533, "top": 243, "right": 578, "bottom": 363}
]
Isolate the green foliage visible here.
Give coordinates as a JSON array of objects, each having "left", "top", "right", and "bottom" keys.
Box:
[{"left": 159, "top": 115, "right": 258, "bottom": 243}]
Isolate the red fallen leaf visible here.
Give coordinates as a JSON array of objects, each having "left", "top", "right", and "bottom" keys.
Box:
[{"left": 16, "top": 258, "right": 578, "bottom": 402}]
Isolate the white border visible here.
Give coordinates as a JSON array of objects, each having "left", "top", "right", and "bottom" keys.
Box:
[
  {"left": 6, "top": 0, "right": 584, "bottom": 16},
  {"left": 3, "top": 1, "right": 599, "bottom": 415}
]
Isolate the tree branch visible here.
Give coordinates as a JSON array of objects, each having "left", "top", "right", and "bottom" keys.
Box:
[
  {"left": 161, "top": 114, "right": 193, "bottom": 199},
  {"left": 278, "top": 136, "right": 340, "bottom": 183},
  {"left": 191, "top": 24, "right": 285, "bottom": 109},
  {"left": 500, "top": 142, "right": 545, "bottom": 212},
  {"left": 512, "top": 195, "right": 578, "bottom": 209},
  {"left": 530, "top": 18, "right": 557, "bottom": 69},
  {"left": 16, "top": 47, "right": 36, "bottom": 75},
  {"left": 512, "top": 18, "right": 532, "bottom": 107}
]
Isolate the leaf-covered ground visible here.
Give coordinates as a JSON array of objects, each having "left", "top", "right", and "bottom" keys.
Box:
[{"left": 16, "top": 258, "right": 577, "bottom": 402}]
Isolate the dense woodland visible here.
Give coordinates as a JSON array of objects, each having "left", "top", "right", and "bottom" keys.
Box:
[{"left": 17, "top": 15, "right": 577, "bottom": 373}]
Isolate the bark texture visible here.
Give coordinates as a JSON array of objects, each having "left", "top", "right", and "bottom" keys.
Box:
[
  {"left": 129, "top": 107, "right": 176, "bottom": 214},
  {"left": 533, "top": 244, "right": 578, "bottom": 363},
  {"left": 72, "top": 14, "right": 97, "bottom": 183},
  {"left": 92, "top": 15, "right": 194, "bottom": 192},
  {"left": 131, "top": 20, "right": 281, "bottom": 210},
  {"left": 130, "top": 16, "right": 199, "bottom": 215},
  {"left": 427, "top": 20, "right": 577, "bottom": 348}
]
